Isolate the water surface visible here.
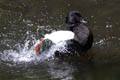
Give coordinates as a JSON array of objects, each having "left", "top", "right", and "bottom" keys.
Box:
[{"left": 0, "top": 0, "right": 120, "bottom": 80}]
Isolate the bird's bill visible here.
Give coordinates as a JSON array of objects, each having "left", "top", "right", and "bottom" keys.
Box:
[{"left": 80, "top": 17, "right": 88, "bottom": 24}]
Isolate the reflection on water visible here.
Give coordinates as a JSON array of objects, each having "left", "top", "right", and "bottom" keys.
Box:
[{"left": 0, "top": 0, "right": 120, "bottom": 80}]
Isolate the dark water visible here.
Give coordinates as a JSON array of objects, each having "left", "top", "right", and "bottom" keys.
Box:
[{"left": 0, "top": 0, "right": 120, "bottom": 80}]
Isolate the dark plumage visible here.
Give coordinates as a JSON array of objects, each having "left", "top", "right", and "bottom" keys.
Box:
[
  {"left": 34, "top": 11, "right": 93, "bottom": 56},
  {"left": 55, "top": 11, "right": 93, "bottom": 56}
]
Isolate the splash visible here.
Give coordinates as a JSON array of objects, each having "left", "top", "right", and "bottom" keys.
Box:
[
  {"left": 0, "top": 33, "right": 49, "bottom": 64},
  {"left": 0, "top": 33, "right": 68, "bottom": 65},
  {"left": 1, "top": 39, "right": 40, "bottom": 63}
]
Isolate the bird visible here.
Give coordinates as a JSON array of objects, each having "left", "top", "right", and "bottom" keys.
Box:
[{"left": 34, "top": 11, "right": 93, "bottom": 56}]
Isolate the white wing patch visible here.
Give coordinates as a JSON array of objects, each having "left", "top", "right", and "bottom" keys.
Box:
[{"left": 44, "top": 30, "right": 74, "bottom": 44}]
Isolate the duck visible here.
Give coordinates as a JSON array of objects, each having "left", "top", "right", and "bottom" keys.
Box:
[{"left": 34, "top": 11, "right": 93, "bottom": 56}]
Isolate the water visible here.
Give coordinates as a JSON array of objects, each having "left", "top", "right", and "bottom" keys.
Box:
[{"left": 0, "top": 0, "right": 120, "bottom": 80}]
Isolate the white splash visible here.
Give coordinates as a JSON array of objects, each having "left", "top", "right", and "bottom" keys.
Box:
[
  {"left": 1, "top": 40, "right": 38, "bottom": 63},
  {"left": 1, "top": 40, "right": 65, "bottom": 64},
  {"left": 0, "top": 30, "right": 73, "bottom": 64}
]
